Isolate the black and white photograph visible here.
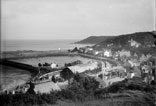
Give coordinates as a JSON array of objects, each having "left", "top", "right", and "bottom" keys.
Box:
[{"left": 0, "top": 0, "right": 156, "bottom": 106}]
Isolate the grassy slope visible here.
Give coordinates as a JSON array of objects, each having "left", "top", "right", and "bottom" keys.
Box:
[
  {"left": 75, "top": 36, "right": 114, "bottom": 44},
  {"left": 93, "top": 31, "right": 156, "bottom": 55},
  {"left": 44, "top": 91, "right": 156, "bottom": 106},
  {"left": 96, "top": 32, "right": 155, "bottom": 47}
]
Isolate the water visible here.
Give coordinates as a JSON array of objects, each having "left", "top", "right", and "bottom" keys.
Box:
[
  {"left": 0, "top": 65, "right": 32, "bottom": 92},
  {"left": 0, "top": 39, "right": 93, "bottom": 92},
  {"left": 1, "top": 39, "right": 93, "bottom": 51}
]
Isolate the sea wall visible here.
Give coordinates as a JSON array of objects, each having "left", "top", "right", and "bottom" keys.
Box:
[{"left": 0, "top": 59, "right": 39, "bottom": 76}]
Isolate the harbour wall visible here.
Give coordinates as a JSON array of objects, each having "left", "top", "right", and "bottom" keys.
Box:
[{"left": 0, "top": 59, "right": 39, "bottom": 76}]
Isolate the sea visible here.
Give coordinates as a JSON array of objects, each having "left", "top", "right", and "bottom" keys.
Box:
[
  {"left": 1, "top": 39, "right": 93, "bottom": 51},
  {"left": 0, "top": 39, "right": 93, "bottom": 92}
]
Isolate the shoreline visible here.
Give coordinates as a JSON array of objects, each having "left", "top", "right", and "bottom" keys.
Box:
[{"left": 0, "top": 50, "right": 119, "bottom": 94}]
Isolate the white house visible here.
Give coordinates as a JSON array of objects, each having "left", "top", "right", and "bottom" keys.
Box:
[
  {"left": 84, "top": 47, "right": 93, "bottom": 53},
  {"left": 103, "top": 50, "right": 112, "bottom": 57},
  {"left": 68, "top": 62, "right": 98, "bottom": 74},
  {"left": 94, "top": 51, "right": 99, "bottom": 55},
  {"left": 50, "top": 63, "right": 58, "bottom": 68},
  {"left": 127, "top": 72, "right": 135, "bottom": 79},
  {"left": 128, "top": 39, "right": 140, "bottom": 48}
]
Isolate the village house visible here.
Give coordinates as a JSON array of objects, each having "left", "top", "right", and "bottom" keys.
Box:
[
  {"left": 128, "top": 59, "right": 140, "bottom": 67},
  {"left": 103, "top": 49, "right": 112, "bottom": 57},
  {"left": 140, "top": 57, "right": 156, "bottom": 84},
  {"left": 119, "top": 49, "right": 131, "bottom": 57},
  {"left": 128, "top": 39, "right": 141, "bottom": 48},
  {"left": 94, "top": 51, "right": 99, "bottom": 55},
  {"left": 59, "top": 62, "right": 98, "bottom": 84},
  {"left": 68, "top": 62, "right": 98, "bottom": 74},
  {"left": 50, "top": 63, "right": 58, "bottom": 68},
  {"left": 107, "top": 43, "right": 113, "bottom": 47},
  {"left": 78, "top": 47, "right": 85, "bottom": 53},
  {"left": 93, "top": 50, "right": 103, "bottom": 56}
]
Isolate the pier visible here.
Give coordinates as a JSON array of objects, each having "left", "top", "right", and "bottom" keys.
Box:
[{"left": 0, "top": 59, "right": 39, "bottom": 76}]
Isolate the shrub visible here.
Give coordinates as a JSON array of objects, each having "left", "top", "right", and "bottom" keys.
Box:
[{"left": 0, "top": 92, "right": 57, "bottom": 106}]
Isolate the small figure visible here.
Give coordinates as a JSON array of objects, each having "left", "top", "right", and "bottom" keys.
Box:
[{"left": 52, "top": 75, "right": 56, "bottom": 83}]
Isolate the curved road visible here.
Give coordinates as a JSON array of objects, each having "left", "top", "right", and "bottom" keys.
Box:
[{"left": 76, "top": 53, "right": 120, "bottom": 66}]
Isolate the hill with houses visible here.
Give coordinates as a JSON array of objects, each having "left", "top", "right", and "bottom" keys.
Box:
[{"left": 93, "top": 31, "right": 156, "bottom": 56}]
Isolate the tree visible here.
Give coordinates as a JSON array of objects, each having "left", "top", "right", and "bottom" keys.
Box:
[
  {"left": 60, "top": 68, "right": 74, "bottom": 84},
  {"left": 26, "top": 81, "right": 36, "bottom": 94},
  {"left": 72, "top": 73, "right": 99, "bottom": 93},
  {"left": 68, "top": 49, "right": 71, "bottom": 52},
  {"left": 38, "top": 63, "right": 42, "bottom": 67}
]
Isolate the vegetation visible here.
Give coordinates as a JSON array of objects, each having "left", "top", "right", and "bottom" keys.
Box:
[
  {"left": 93, "top": 31, "right": 156, "bottom": 56},
  {"left": 1, "top": 74, "right": 156, "bottom": 106},
  {"left": 75, "top": 36, "right": 114, "bottom": 44},
  {"left": 106, "top": 77, "right": 155, "bottom": 93},
  {"left": 60, "top": 68, "right": 74, "bottom": 84},
  {"left": 82, "top": 67, "right": 102, "bottom": 74},
  {"left": 64, "top": 60, "right": 82, "bottom": 67},
  {"left": 1, "top": 93, "right": 57, "bottom": 106}
]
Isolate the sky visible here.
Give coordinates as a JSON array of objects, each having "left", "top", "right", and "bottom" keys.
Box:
[{"left": 1, "top": 0, "right": 155, "bottom": 40}]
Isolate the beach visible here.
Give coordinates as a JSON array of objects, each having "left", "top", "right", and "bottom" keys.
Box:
[{"left": 0, "top": 65, "right": 32, "bottom": 92}]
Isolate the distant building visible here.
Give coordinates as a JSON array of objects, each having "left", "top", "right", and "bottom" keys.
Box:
[
  {"left": 84, "top": 47, "right": 94, "bottom": 54},
  {"left": 103, "top": 50, "right": 112, "bottom": 57},
  {"left": 139, "top": 54, "right": 147, "bottom": 62},
  {"left": 94, "top": 51, "right": 99, "bottom": 55},
  {"left": 128, "top": 59, "right": 140, "bottom": 67},
  {"left": 119, "top": 49, "right": 131, "bottom": 57},
  {"left": 79, "top": 48, "right": 85, "bottom": 53},
  {"left": 107, "top": 43, "right": 113, "bottom": 47},
  {"left": 128, "top": 39, "right": 141, "bottom": 48},
  {"left": 50, "top": 63, "right": 58, "bottom": 68},
  {"left": 127, "top": 72, "right": 135, "bottom": 79},
  {"left": 68, "top": 62, "right": 98, "bottom": 74}
]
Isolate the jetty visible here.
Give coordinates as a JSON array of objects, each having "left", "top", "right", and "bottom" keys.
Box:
[{"left": 0, "top": 59, "right": 39, "bottom": 76}]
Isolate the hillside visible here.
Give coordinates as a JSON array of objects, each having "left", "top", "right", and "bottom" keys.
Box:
[
  {"left": 93, "top": 31, "right": 156, "bottom": 55},
  {"left": 75, "top": 36, "right": 114, "bottom": 44}
]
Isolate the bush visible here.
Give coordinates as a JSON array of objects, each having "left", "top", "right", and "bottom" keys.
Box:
[
  {"left": 0, "top": 73, "right": 100, "bottom": 105},
  {"left": 55, "top": 73, "right": 99, "bottom": 101},
  {"left": 0, "top": 92, "right": 57, "bottom": 106},
  {"left": 2, "top": 73, "right": 155, "bottom": 105},
  {"left": 105, "top": 78, "right": 156, "bottom": 93}
]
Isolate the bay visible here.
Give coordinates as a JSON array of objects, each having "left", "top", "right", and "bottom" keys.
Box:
[{"left": 1, "top": 39, "right": 93, "bottom": 51}]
